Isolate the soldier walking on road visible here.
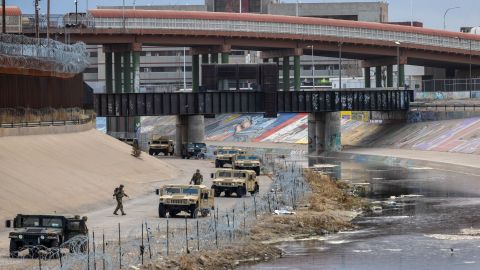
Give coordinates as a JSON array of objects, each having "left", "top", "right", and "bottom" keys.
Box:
[
  {"left": 113, "top": 184, "right": 129, "bottom": 216},
  {"left": 190, "top": 169, "right": 203, "bottom": 185}
]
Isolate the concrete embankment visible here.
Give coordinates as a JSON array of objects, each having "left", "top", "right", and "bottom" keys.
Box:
[{"left": 0, "top": 129, "right": 178, "bottom": 223}]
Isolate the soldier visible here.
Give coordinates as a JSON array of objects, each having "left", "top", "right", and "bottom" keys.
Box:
[
  {"left": 190, "top": 169, "right": 203, "bottom": 185},
  {"left": 113, "top": 184, "right": 129, "bottom": 216}
]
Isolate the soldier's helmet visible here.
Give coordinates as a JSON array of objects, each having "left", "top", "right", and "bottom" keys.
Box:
[
  {"left": 120, "top": 184, "right": 124, "bottom": 188},
  {"left": 196, "top": 169, "right": 200, "bottom": 173}
]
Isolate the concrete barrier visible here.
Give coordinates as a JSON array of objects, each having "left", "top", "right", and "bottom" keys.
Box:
[
  {"left": 0, "top": 121, "right": 94, "bottom": 137},
  {"left": 415, "top": 91, "right": 480, "bottom": 100}
]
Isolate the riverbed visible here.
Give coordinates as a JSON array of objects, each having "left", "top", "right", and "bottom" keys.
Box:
[{"left": 241, "top": 155, "right": 480, "bottom": 270}]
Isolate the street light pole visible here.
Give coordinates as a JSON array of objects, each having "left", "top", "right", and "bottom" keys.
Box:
[
  {"left": 2, "top": 0, "right": 6, "bottom": 34},
  {"left": 443, "top": 6, "right": 460, "bottom": 30},
  {"left": 311, "top": 45, "right": 315, "bottom": 90},
  {"left": 339, "top": 42, "right": 343, "bottom": 90},
  {"left": 469, "top": 39, "right": 473, "bottom": 97},
  {"left": 183, "top": 47, "right": 187, "bottom": 91},
  {"left": 296, "top": 0, "right": 299, "bottom": 16},
  {"left": 74, "top": 0, "right": 78, "bottom": 25},
  {"left": 395, "top": 41, "right": 401, "bottom": 90}
]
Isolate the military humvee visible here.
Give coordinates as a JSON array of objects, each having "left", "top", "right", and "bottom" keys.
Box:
[
  {"left": 148, "top": 136, "right": 174, "bottom": 156},
  {"left": 214, "top": 147, "right": 246, "bottom": 168},
  {"left": 210, "top": 169, "right": 259, "bottom": 198},
  {"left": 156, "top": 185, "right": 214, "bottom": 218},
  {"left": 233, "top": 154, "right": 261, "bottom": 176},
  {"left": 6, "top": 214, "right": 88, "bottom": 258}
]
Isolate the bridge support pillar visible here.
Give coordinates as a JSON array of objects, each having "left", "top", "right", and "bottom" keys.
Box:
[
  {"left": 386, "top": 65, "right": 393, "bottom": 87},
  {"left": 364, "top": 67, "right": 371, "bottom": 88},
  {"left": 375, "top": 66, "right": 382, "bottom": 88},
  {"left": 221, "top": 52, "right": 229, "bottom": 64},
  {"left": 211, "top": 53, "right": 218, "bottom": 64},
  {"left": 308, "top": 113, "right": 316, "bottom": 155},
  {"left": 192, "top": 54, "right": 200, "bottom": 91},
  {"left": 309, "top": 112, "right": 342, "bottom": 154},
  {"left": 398, "top": 64, "right": 405, "bottom": 88},
  {"left": 263, "top": 58, "right": 269, "bottom": 63},
  {"left": 175, "top": 115, "right": 205, "bottom": 156},
  {"left": 283, "top": 57, "right": 290, "bottom": 91},
  {"left": 294, "top": 55, "right": 301, "bottom": 91},
  {"left": 105, "top": 52, "right": 114, "bottom": 133}
]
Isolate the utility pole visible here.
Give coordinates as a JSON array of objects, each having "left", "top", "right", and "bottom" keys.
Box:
[
  {"left": 74, "top": 0, "right": 78, "bottom": 25},
  {"left": 35, "top": 0, "right": 40, "bottom": 39},
  {"left": 47, "top": 0, "right": 50, "bottom": 40},
  {"left": 2, "top": 0, "right": 6, "bottom": 34}
]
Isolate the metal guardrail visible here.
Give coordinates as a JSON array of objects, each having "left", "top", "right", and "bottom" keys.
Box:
[
  {"left": 0, "top": 117, "right": 92, "bottom": 128},
  {"left": 22, "top": 13, "right": 480, "bottom": 53},
  {"left": 410, "top": 103, "right": 479, "bottom": 112}
]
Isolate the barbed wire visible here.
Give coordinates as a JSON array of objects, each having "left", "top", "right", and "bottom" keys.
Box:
[
  {"left": 0, "top": 33, "right": 89, "bottom": 75},
  {"left": 7, "top": 153, "right": 310, "bottom": 270}
]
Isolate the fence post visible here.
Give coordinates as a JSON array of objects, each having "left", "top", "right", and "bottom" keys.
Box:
[
  {"left": 166, "top": 219, "right": 169, "bottom": 256},
  {"left": 87, "top": 231, "right": 90, "bottom": 270},
  {"left": 214, "top": 213, "right": 218, "bottom": 249},
  {"left": 253, "top": 195, "right": 257, "bottom": 219},
  {"left": 145, "top": 221, "right": 152, "bottom": 259},
  {"left": 93, "top": 231, "right": 96, "bottom": 270},
  {"left": 196, "top": 220, "right": 200, "bottom": 251},
  {"left": 102, "top": 232, "right": 105, "bottom": 270},
  {"left": 185, "top": 217, "right": 189, "bottom": 254},
  {"left": 118, "top": 223, "right": 122, "bottom": 269},
  {"left": 141, "top": 223, "right": 144, "bottom": 265},
  {"left": 243, "top": 200, "right": 246, "bottom": 237}
]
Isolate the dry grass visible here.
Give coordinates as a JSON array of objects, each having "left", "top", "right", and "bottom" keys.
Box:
[
  {"left": 145, "top": 243, "right": 281, "bottom": 270},
  {"left": 251, "top": 171, "right": 364, "bottom": 242},
  {"left": 0, "top": 108, "right": 93, "bottom": 123}
]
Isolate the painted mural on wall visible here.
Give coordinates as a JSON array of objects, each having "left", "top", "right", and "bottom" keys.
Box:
[{"left": 113, "top": 112, "right": 480, "bottom": 156}]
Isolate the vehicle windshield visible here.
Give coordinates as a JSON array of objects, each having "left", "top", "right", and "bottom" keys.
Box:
[
  {"left": 228, "top": 150, "right": 239, "bottom": 154},
  {"left": 21, "top": 216, "right": 40, "bottom": 227},
  {"left": 182, "top": 187, "right": 199, "bottom": 195},
  {"left": 193, "top": 143, "right": 206, "bottom": 148},
  {"left": 160, "top": 141, "right": 169, "bottom": 144},
  {"left": 233, "top": 172, "right": 247, "bottom": 178},
  {"left": 237, "top": 156, "right": 258, "bottom": 160},
  {"left": 152, "top": 141, "right": 160, "bottom": 144},
  {"left": 164, "top": 187, "right": 182, "bottom": 194},
  {"left": 218, "top": 171, "right": 232, "bottom": 178},
  {"left": 42, "top": 217, "right": 64, "bottom": 228}
]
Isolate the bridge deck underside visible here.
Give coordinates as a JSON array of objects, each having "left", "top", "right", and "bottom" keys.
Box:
[{"left": 94, "top": 90, "right": 412, "bottom": 117}]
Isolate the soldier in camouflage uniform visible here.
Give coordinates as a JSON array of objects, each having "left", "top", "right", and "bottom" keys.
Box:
[
  {"left": 190, "top": 169, "right": 203, "bottom": 185},
  {"left": 113, "top": 184, "right": 129, "bottom": 216}
]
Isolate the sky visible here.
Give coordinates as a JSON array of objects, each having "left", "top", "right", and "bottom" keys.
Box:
[{"left": 12, "top": 0, "right": 480, "bottom": 32}]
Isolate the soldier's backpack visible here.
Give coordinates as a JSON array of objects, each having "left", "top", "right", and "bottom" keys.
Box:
[{"left": 113, "top": 187, "right": 119, "bottom": 197}]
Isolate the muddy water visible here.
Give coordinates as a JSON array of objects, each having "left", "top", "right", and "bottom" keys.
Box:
[{"left": 241, "top": 156, "right": 480, "bottom": 270}]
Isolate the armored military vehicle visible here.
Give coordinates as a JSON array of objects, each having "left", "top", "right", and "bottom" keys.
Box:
[
  {"left": 6, "top": 214, "right": 88, "bottom": 258},
  {"left": 210, "top": 169, "right": 259, "bottom": 198},
  {"left": 182, "top": 142, "right": 207, "bottom": 159},
  {"left": 156, "top": 185, "right": 214, "bottom": 218},
  {"left": 233, "top": 154, "right": 261, "bottom": 175},
  {"left": 214, "top": 147, "right": 246, "bottom": 168},
  {"left": 148, "top": 136, "right": 174, "bottom": 156}
]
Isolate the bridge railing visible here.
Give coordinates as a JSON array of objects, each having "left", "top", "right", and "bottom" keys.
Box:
[
  {"left": 22, "top": 13, "right": 480, "bottom": 53},
  {"left": 421, "top": 78, "right": 480, "bottom": 92},
  {"left": 79, "top": 17, "right": 480, "bottom": 52}
]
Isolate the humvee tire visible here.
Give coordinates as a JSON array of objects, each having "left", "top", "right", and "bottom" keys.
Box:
[
  {"left": 169, "top": 210, "right": 179, "bottom": 218},
  {"left": 250, "top": 183, "right": 260, "bottom": 195},
  {"left": 214, "top": 190, "right": 221, "bottom": 197},
  {"left": 149, "top": 149, "right": 154, "bottom": 155},
  {"left": 224, "top": 190, "right": 231, "bottom": 197},
  {"left": 201, "top": 209, "right": 210, "bottom": 217},
  {"left": 158, "top": 204, "right": 167, "bottom": 218},
  {"left": 9, "top": 239, "right": 18, "bottom": 258},
  {"left": 236, "top": 187, "right": 245, "bottom": 198},
  {"left": 255, "top": 167, "right": 260, "bottom": 176}
]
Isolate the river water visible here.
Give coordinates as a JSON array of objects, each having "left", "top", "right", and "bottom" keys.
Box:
[{"left": 240, "top": 155, "right": 480, "bottom": 270}]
